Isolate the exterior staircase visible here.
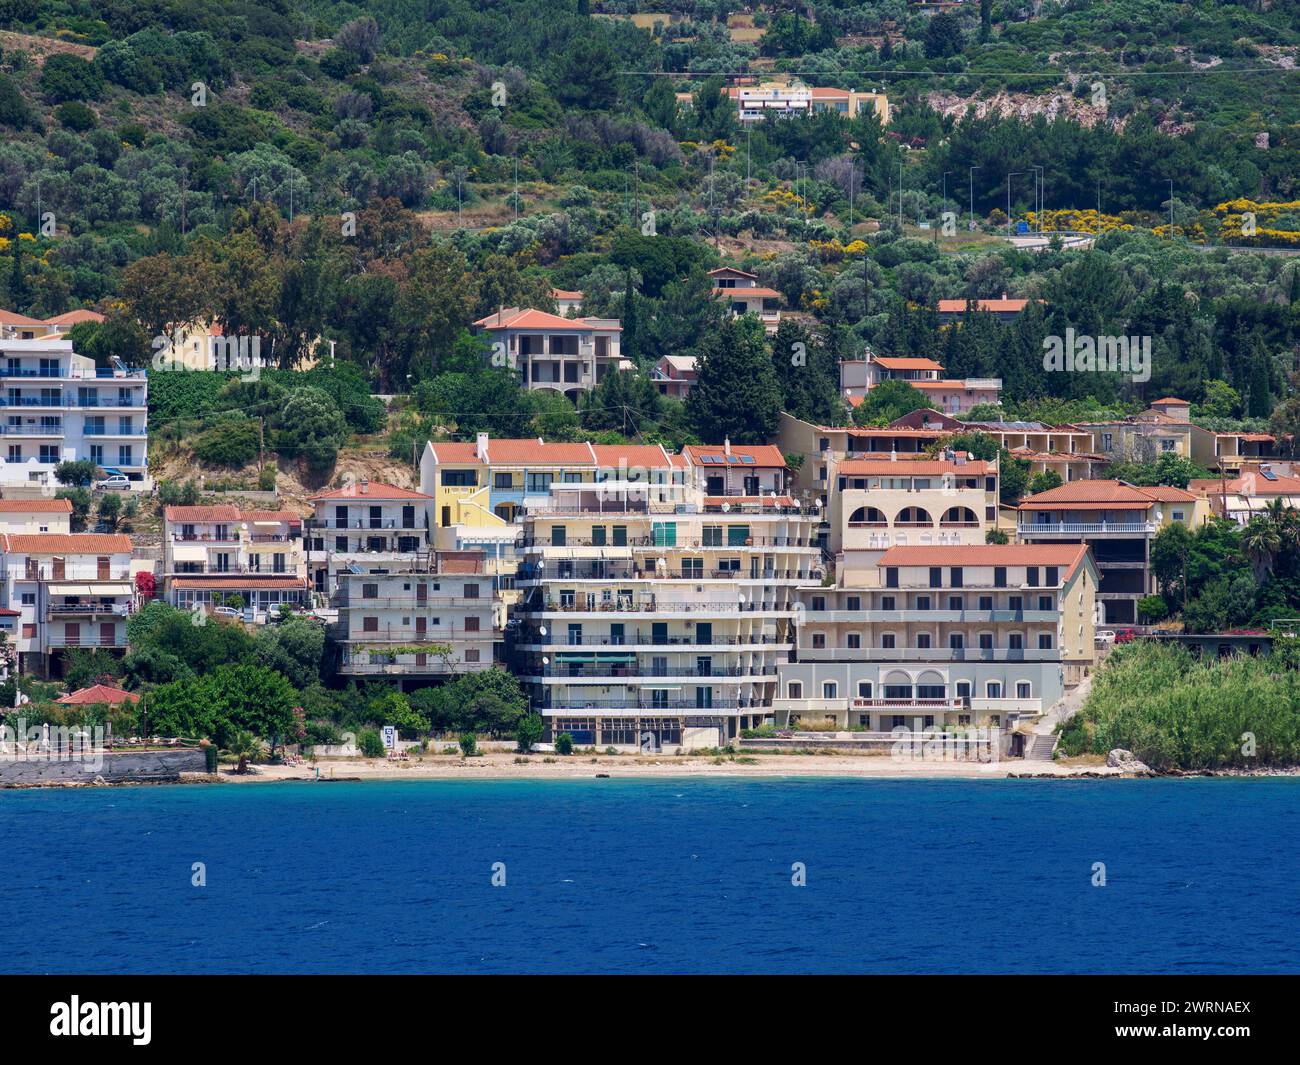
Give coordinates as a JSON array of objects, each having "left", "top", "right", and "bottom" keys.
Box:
[{"left": 1025, "top": 733, "right": 1058, "bottom": 762}]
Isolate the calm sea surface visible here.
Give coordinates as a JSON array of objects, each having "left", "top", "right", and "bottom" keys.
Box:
[{"left": 2, "top": 777, "right": 1297, "bottom": 974}]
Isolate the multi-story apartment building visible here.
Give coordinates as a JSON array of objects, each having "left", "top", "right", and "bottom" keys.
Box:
[
  {"left": 709, "top": 267, "right": 783, "bottom": 334},
  {"left": 776, "top": 543, "right": 1097, "bottom": 731},
  {"left": 0, "top": 532, "right": 134, "bottom": 676},
  {"left": 162, "top": 504, "right": 308, "bottom": 617},
  {"left": 826, "top": 451, "right": 999, "bottom": 558},
  {"left": 0, "top": 338, "right": 148, "bottom": 488},
  {"left": 513, "top": 443, "right": 821, "bottom": 748},
  {"left": 1017, "top": 480, "right": 1205, "bottom": 625},
  {"left": 840, "top": 353, "right": 1002, "bottom": 414},
  {"left": 1189, "top": 465, "right": 1300, "bottom": 523},
  {"left": 0, "top": 498, "right": 73, "bottom": 535},
  {"left": 474, "top": 308, "right": 624, "bottom": 399},
  {"left": 334, "top": 551, "right": 498, "bottom": 685},
  {"left": 304, "top": 481, "right": 432, "bottom": 595}
]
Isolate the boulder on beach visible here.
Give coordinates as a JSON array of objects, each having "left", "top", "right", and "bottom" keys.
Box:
[{"left": 1106, "top": 749, "right": 1152, "bottom": 775}]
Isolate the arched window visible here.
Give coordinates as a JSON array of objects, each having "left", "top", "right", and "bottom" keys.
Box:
[
  {"left": 848, "top": 506, "right": 887, "bottom": 526},
  {"left": 895, "top": 506, "right": 933, "bottom": 526},
  {"left": 940, "top": 506, "right": 979, "bottom": 526}
]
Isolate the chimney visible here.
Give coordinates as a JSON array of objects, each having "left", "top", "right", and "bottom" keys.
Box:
[
  {"left": 890, "top": 446, "right": 897, "bottom": 462},
  {"left": 476, "top": 432, "right": 489, "bottom": 461},
  {"left": 359, "top": 479, "right": 369, "bottom": 494},
  {"left": 724, "top": 437, "right": 732, "bottom": 458}
]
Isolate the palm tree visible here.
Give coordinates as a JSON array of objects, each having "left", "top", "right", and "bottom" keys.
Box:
[
  {"left": 224, "top": 730, "right": 264, "bottom": 774},
  {"left": 1242, "top": 515, "right": 1282, "bottom": 579},
  {"left": 1263, "top": 497, "right": 1300, "bottom": 554}
]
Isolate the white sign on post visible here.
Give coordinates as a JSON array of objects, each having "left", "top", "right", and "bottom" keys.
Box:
[{"left": 382, "top": 726, "right": 397, "bottom": 750}]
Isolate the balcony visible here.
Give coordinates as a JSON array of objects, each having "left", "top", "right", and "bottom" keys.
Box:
[
  {"left": 516, "top": 633, "right": 785, "bottom": 649},
  {"left": 1018, "top": 521, "right": 1154, "bottom": 536},
  {"left": 0, "top": 424, "right": 62, "bottom": 435},
  {"left": 0, "top": 396, "right": 144, "bottom": 408},
  {"left": 0, "top": 366, "right": 147, "bottom": 380},
  {"left": 82, "top": 425, "right": 147, "bottom": 436},
  {"left": 525, "top": 665, "right": 779, "bottom": 680},
  {"left": 795, "top": 646, "right": 1060, "bottom": 663},
  {"left": 43, "top": 633, "right": 127, "bottom": 648},
  {"left": 46, "top": 602, "right": 131, "bottom": 619}
]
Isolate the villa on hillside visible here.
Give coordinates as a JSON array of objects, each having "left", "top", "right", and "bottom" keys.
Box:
[
  {"left": 473, "top": 308, "right": 626, "bottom": 399},
  {"left": 840, "top": 352, "right": 1002, "bottom": 415},
  {"left": 709, "top": 267, "right": 783, "bottom": 334}
]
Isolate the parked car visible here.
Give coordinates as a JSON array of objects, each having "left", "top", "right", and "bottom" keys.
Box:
[
  {"left": 1114, "top": 628, "right": 1139, "bottom": 644},
  {"left": 1094, "top": 630, "right": 1116, "bottom": 646},
  {"left": 94, "top": 474, "right": 130, "bottom": 492},
  {"left": 212, "top": 606, "right": 241, "bottom": 619}
]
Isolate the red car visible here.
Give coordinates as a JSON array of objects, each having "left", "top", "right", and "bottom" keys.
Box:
[{"left": 1113, "top": 629, "right": 1139, "bottom": 644}]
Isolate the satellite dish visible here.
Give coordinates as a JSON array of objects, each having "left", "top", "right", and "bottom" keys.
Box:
[
  {"left": 815, "top": 497, "right": 824, "bottom": 509},
  {"left": 542, "top": 656, "right": 549, "bottom": 666},
  {"left": 721, "top": 502, "right": 731, "bottom": 512},
  {"left": 538, "top": 625, "right": 547, "bottom": 637}
]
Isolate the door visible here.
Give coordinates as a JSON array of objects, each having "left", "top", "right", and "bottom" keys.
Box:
[
  {"left": 652, "top": 622, "right": 668, "bottom": 645},
  {"left": 696, "top": 686, "right": 713, "bottom": 709},
  {"left": 416, "top": 584, "right": 427, "bottom": 605},
  {"left": 53, "top": 556, "right": 65, "bottom": 580},
  {"left": 97, "top": 556, "right": 109, "bottom": 580},
  {"left": 415, "top": 617, "right": 427, "bottom": 636},
  {"left": 64, "top": 622, "right": 79, "bottom": 646},
  {"left": 696, "top": 622, "right": 712, "bottom": 645},
  {"left": 99, "top": 623, "right": 115, "bottom": 646}
]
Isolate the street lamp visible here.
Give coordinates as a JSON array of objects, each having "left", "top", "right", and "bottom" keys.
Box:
[
  {"left": 1030, "top": 165, "right": 1044, "bottom": 234},
  {"left": 1007, "top": 172, "right": 1028, "bottom": 237}
]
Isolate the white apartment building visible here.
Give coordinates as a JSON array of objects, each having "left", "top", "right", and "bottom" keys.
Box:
[
  {"left": 473, "top": 308, "right": 624, "bottom": 399},
  {"left": 335, "top": 551, "right": 497, "bottom": 685},
  {"left": 777, "top": 543, "right": 1097, "bottom": 732},
  {"left": 0, "top": 338, "right": 148, "bottom": 487},
  {"left": 304, "top": 480, "right": 432, "bottom": 595},
  {"left": 513, "top": 443, "right": 822, "bottom": 748},
  {"left": 162, "top": 505, "right": 308, "bottom": 618},
  {"left": 0, "top": 532, "right": 135, "bottom": 676}
]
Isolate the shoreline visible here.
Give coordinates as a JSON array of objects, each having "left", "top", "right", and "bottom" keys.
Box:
[{"left": 7, "top": 751, "right": 1300, "bottom": 789}]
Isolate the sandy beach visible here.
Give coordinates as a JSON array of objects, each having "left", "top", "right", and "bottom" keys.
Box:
[{"left": 211, "top": 750, "right": 1131, "bottom": 783}]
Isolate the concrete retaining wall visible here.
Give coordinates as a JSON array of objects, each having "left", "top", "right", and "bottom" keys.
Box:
[{"left": 0, "top": 749, "right": 207, "bottom": 786}]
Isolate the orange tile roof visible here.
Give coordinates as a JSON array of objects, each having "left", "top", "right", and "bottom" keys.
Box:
[
  {"left": 473, "top": 308, "right": 620, "bottom": 332},
  {"left": 838, "top": 457, "right": 994, "bottom": 476},
  {"left": 1017, "top": 480, "right": 1159, "bottom": 511},
  {"left": 171, "top": 577, "right": 307, "bottom": 590},
  {"left": 0, "top": 499, "right": 73, "bottom": 513},
  {"left": 484, "top": 440, "right": 596, "bottom": 466},
  {"left": 307, "top": 481, "right": 431, "bottom": 501},
  {"left": 3, "top": 533, "right": 132, "bottom": 553},
  {"left": 550, "top": 288, "right": 584, "bottom": 299},
  {"left": 1151, "top": 397, "right": 1189, "bottom": 406},
  {"left": 44, "top": 309, "right": 105, "bottom": 326},
  {"left": 877, "top": 543, "right": 1091, "bottom": 580},
  {"left": 57, "top": 684, "right": 139, "bottom": 706},
  {"left": 682, "top": 444, "right": 787, "bottom": 468},
  {"left": 164, "top": 504, "right": 243, "bottom": 522},
  {"left": 714, "top": 285, "right": 783, "bottom": 300},
  {"left": 872, "top": 356, "right": 943, "bottom": 371},
  {"left": 1195, "top": 472, "right": 1300, "bottom": 497},
  {"left": 590, "top": 444, "right": 672, "bottom": 468},
  {"left": 936, "top": 296, "right": 1034, "bottom": 313},
  {"left": 0, "top": 309, "right": 48, "bottom": 327},
  {"left": 1136, "top": 485, "right": 1198, "bottom": 502}
]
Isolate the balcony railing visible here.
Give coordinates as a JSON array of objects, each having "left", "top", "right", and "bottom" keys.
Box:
[
  {"left": 43, "top": 634, "right": 127, "bottom": 647},
  {"left": 0, "top": 367, "right": 147, "bottom": 379},
  {"left": 517, "top": 633, "right": 785, "bottom": 647},
  {"left": 0, "top": 424, "right": 62, "bottom": 435},
  {"left": 0, "top": 397, "right": 144, "bottom": 408},
  {"left": 519, "top": 535, "right": 816, "bottom": 549},
  {"left": 1019, "top": 521, "right": 1154, "bottom": 535},
  {"left": 525, "top": 665, "right": 779, "bottom": 680},
  {"left": 82, "top": 426, "right": 147, "bottom": 436},
  {"left": 540, "top": 599, "right": 792, "bottom": 614}
]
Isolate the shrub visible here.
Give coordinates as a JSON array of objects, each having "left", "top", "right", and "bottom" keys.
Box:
[
  {"left": 459, "top": 732, "right": 477, "bottom": 756},
  {"left": 193, "top": 419, "right": 260, "bottom": 467},
  {"left": 1137, "top": 595, "right": 1170, "bottom": 624},
  {"left": 555, "top": 731, "right": 574, "bottom": 755},
  {"left": 357, "top": 728, "right": 384, "bottom": 757},
  {"left": 515, "top": 713, "right": 543, "bottom": 753}
]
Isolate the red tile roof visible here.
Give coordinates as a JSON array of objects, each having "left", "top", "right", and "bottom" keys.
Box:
[
  {"left": 3, "top": 533, "right": 132, "bottom": 553},
  {"left": 936, "top": 296, "right": 1034, "bottom": 314},
  {"left": 171, "top": 577, "right": 307, "bottom": 590},
  {"left": 57, "top": 684, "right": 139, "bottom": 706},
  {"left": 590, "top": 444, "right": 672, "bottom": 468},
  {"left": 307, "top": 481, "right": 431, "bottom": 501},
  {"left": 0, "top": 499, "right": 74, "bottom": 513},
  {"left": 484, "top": 440, "right": 596, "bottom": 466},
  {"left": 550, "top": 288, "right": 584, "bottom": 299},
  {"left": 714, "top": 285, "right": 783, "bottom": 300},
  {"left": 0, "top": 309, "right": 48, "bottom": 327},
  {"left": 44, "top": 309, "right": 105, "bottom": 326},
  {"left": 474, "top": 308, "right": 620, "bottom": 331},
  {"left": 682, "top": 444, "right": 787, "bottom": 468},
  {"left": 877, "top": 543, "right": 1091, "bottom": 580},
  {"left": 1017, "top": 480, "right": 1160, "bottom": 511},
  {"left": 164, "top": 504, "right": 243, "bottom": 522}
]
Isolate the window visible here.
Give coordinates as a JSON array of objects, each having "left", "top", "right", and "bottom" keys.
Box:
[
  {"left": 881, "top": 596, "right": 895, "bottom": 611},
  {"left": 929, "top": 567, "right": 942, "bottom": 588},
  {"left": 1038, "top": 595, "right": 1052, "bottom": 611},
  {"left": 39, "top": 444, "right": 58, "bottom": 463},
  {"left": 1009, "top": 595, "right": 1022, "bottom": 611},
  {"left": 916, "top": 596, "right": 931, "bottom": 611},
  {"left": 917, "top": 682, "right": 945, "bottom": 699},
  {"left": 526, "top": 472, "right": 552, "bottom": 493},
  {"left": 885, "top": 568, "right": 898, "bottom": 589},
  {"left": 1038, "top": 633, "right": 1053, "bottom": 650},
  {"left": 948, "top": 596, "right": 962, "bottom": 611},
  {"left": 727, "top": 525, "right": 750, "bottom": 546},
  {"left": 949, "top": 633, "right": 964, "bottom": 649},
  {"left": 881, "top": 633, "right": 895, "bottom": 649},
  {"left": 441, "top": 469, "right": 477, "bottom": 486},
  {"left": 847, "top": 596, "right": 860, "bottom": 612},
  {"left": 612, "top": 525, "right": 627, "bottom": 547},
  {"left": 979, "top": 633, "right": 993, "bottom": 650},
  {"left": 702, "top": 525, "right": 722, "bottom": 547},
  {"left": 493, "top": 472, "right": 513, "bottom": 489},
  {"left": 979, "top": 596, "right": 993, "bottom": 610},
  {"left": 949, "top": 567, "right": 963, "bottom": 588},
  {"left": 465, "top": 649, "right": 480, "bottom": 663},
  {"left": 362, "top": 617, "right": 378, "bottom": 632},
  {"left": 1026, "top": 567, "right": 1039, "bottom": 587},
  {"left": 465, "top": 617, "right": 480, "bottom": 632},
  {"left": 1009, "top": 633, "right": 1023, "bottom": 650},
  {"left": 916, "top": 633, "right": 931, "bottom": 649},
  {"left": 652, "top": 522, "right": 677, "bottom": 547},
  {"left": 811, "top": 632, "right": 826, "bottom": 649},
  {"left": 464, "top": 583, "right": 480, "bottom": 599},
  {"left": 591, "top": 526, "right": 606, "bottom": 546},
  {"left": 1172, "top": 510, "right": 1185, "bottom": 521},
  {"left": 811, "top": 596, "right": 826, "bottom": 612},
  {"left": 788, "top": 682, "right": 803, "bottom": 699},
  {"left": 822, "top": 682, "right": 837, "bottom": 699},
  {"left": 1045, "top": 566, "right": 1059, "bottom": 586},
  {"left": 362, "top": 583, "right": 378, "bottom": 599},
  {"left": 1016, "top": 682, "right": 1032, "bottom": 699},
  {"left": 681, "top": 558, "right": 703, "bottom": 579},
  {"left": 994, "top": 567, "right": 1006, "bottom": 588},
  {"left": 846, "top": 633, "right": 861, "bottom": 649},
  {"left": 857, "top": 682, "right": 872, "bottom": 699},
  {"left": 986, "top": 682, "right": 1003, "bottom": 699},
  {"left": 550, "top": 525, "right": 566, "bottom": 547}
]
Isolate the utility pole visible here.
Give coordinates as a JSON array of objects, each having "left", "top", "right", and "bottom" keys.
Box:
[
  {"left": 1007, "top": 172, "right": 1026, "bottom": 237},
  {"left": 1168, "top": 179, "right": 1175, "bottom": 238},
  {"left": 942, "top": 170, "right": 951, "bottom": 233},
  {"left": 180, "top": 168, "right": 188, "bottom": 236},
  {"left": 969, "top": 165, "right": 980, "bottom": 231},
  {"left": 514, "top": 156, "right": 519, "bottom": 222},
  {"left": 898, "top": 159, "right": 904, "bottom": 228}
]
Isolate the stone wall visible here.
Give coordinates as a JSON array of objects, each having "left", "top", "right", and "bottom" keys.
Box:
[{"left": 0, "top": 749, "right": 206, "bottom": 786}]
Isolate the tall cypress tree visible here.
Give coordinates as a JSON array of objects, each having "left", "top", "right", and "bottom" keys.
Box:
[{"left": 688, "top": 316, "right": 782, "bottom": 444}]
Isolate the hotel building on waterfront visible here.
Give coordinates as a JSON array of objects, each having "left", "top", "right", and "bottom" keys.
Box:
[
  {"left": 511, "top": 442, "right": 822, "bottom": 749},
  {"left": 775, "top": 543, "right": 1097, "bottom": 731}
]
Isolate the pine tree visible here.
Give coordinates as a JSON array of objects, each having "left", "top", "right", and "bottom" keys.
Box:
[
  {"left": 8, "top": 246, "right": 30, "bottom": 312},
  {"left": 1248, "top": 343, "right": 1271, "bottom": 418},
  {"left": 688, "top": 316, "right": 782, "bottom": 444},
  {"left": 621, "top": 267, "right": 642, "bottom": 365}
]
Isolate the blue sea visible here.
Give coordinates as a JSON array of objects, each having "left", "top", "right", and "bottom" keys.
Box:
[{"left": 2, "top": 777, "right": 1297, "bottom": 974}]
